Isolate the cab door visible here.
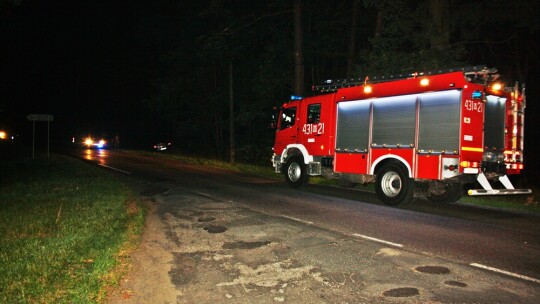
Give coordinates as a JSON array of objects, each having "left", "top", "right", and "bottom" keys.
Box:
[
  {"left": 298, "top": 98, "right": 332, "bottom": 156},
  {"left": 273, "top": 102, "right": 300, "bottom": 155}
]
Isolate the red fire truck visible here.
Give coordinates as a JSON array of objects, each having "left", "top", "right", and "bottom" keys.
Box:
[{"left": 271, "top": 66, "right": 531, "bottom": 205}]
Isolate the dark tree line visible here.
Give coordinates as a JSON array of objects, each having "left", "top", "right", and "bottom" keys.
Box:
[
  {"left": 144, "top": 0, "right": 539, "bottom": 165},
  {"left": 1, "top": 0, "right": 538, "bottom": 170}
]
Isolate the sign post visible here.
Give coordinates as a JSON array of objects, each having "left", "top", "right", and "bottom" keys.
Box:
[{"left": 26, "top": 114, "right": 54, "bottom": 159}]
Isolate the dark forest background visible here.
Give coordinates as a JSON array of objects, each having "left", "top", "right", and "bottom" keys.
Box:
[{"left": 1, "top": 0, "right": 539, "bottom": 180}]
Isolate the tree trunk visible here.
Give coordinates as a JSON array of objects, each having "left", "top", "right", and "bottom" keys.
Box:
[
  {"left": 293, "top": 0, "right": 304, "bottom": 96},
  {"left": 346, "top": 0, "right": 360, "bottom": 78},
  {"left": 374, "top": 10, "right": 383, "bottom": 38},
  {"left": 229, "top": 60, "right": 235, "bottom": 163},
  {"left": 429, "top": 0, "right": 450, "bottom": 50}
]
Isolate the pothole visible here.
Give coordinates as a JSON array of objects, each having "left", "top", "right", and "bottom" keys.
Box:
[
  {"left": 383, "top": 287, "right": 420, "bottom": 297},
  {"left": 198, "top": 217, "right": 216, "bottom": 222},
  {"left": 223, "top": 241, "right": 271, "bottom": 250},
  {"left": 204, "top": 225, "right": 228, "bottom": 234},
  {"left": 444, "top": 280, "right": 467, "bottom": 288},
  {"left": 415, "top": 265, "right": 450, "bottom": 275}
]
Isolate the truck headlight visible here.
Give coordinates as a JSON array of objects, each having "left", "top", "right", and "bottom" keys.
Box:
[
  {"left": 483, "top": 152, "right": 494, "bottom": 162},
  {"left": 483, "top": 151, "right": 504, "bottom": 162}
]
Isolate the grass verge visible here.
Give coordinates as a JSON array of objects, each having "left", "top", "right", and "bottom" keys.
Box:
[
  {"left": 459, "top": 191, "right": 540, "bottom": 214},
  {"left": 0, "top": 154, "right": 145, "bottom": 304}
]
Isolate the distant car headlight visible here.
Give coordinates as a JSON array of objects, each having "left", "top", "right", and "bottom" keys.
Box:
[
  {"left": 84, "top": 138, "right": 94, "bottom": 146},
  {"left": 153, "top": 142, "right": 171, "bottom": 151}
]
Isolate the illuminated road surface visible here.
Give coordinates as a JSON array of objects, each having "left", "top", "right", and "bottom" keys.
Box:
[{"left": 77, "top": 149, "right": 540, "bottom": 303}]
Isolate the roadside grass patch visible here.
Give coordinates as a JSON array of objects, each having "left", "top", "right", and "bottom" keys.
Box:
[
  {"left": 136, "top": 150, "right": 244, "bottom": 172},
  {"left": 459, "top": 191, "right": 540, "bottom": 214},
  {"left": 0, "top": 155, "right": 144, "bottom": 303}
]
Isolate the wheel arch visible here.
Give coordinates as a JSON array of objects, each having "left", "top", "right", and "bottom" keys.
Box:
[
  {"left": 371, "top": 154, "right": 412, "bottom": 177},
  {"left": 281, "top": 144, "right": 313, "bottom": 164}
]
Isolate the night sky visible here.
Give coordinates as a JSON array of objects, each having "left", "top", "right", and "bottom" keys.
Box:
[{"left": 1, "top": 0, "right": 203, "bottom": 145}]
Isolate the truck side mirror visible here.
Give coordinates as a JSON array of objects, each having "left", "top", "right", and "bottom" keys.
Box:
[{"left": 270, "top": 107, "right": 279, "bottom": 130}]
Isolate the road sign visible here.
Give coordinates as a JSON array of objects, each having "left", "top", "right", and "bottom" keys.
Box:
[
  {"left": 27, "top": 114, "right": 54, "bottom": 121},
  {"left": 26, "top": 114, "right": 54, "bottom": 159}
]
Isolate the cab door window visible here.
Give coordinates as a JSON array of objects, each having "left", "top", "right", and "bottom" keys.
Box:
[
  {"left": 280, "top": 107, "right": 297, "bottom": 130},
  {"left": 307, "top": 104, "right": 321, "bottom": 124}
]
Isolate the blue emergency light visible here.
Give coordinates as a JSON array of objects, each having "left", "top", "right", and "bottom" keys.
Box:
[{"left": 472, "top": 90, "right": 483, "bottom": 99}]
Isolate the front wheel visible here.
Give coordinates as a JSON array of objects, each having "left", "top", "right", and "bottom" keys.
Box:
[
  {"left": 284, "top": 156, "right": 309, "bottom": 188},
  {"left": 375, "top": 163, "right": 414, "bottom": 206}
]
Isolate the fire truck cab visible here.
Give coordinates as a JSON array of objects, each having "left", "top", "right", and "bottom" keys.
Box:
[{"left": 272, "top": 66, "right": 531, "bottom": 205}]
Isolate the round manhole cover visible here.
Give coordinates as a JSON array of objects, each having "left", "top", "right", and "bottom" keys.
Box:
[
  {"left": 415, "top": 265, "right": 450, "bottom": 274},
  {"left": 204, "top": 225, "right": 227, "bottom": 233},
  {"left": 444, "top": 280, "right": 467, "bottom": 288},
  {"left": 383, "top": 287, "right": 420, "bottom": 297}
]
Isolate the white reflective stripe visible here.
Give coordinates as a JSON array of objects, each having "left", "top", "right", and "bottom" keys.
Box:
[
  {"left": 281, "top": 215, "right": 314, "bottom": 225},
  {"left": 307, "top": 138, "right": 315, "bottom": 143},
  {"left": 470, "top": 263, "right": 540, "bottom": 284},
  {"left": 351, "top": 233, "right": 403, "bottom": 248},
  {"left": 498, "top": 175, "right": 515, "bottom": 189},
  {"left": 476, "top": 172, "right": 493, "bottom": 190},
  {"left": 98, "top": 164, "right": 131, "bottom": 175}
]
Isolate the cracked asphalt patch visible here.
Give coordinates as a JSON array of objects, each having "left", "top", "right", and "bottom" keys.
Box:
[{"left": 108, "top": 189, "right": 540, "bottom": 304}]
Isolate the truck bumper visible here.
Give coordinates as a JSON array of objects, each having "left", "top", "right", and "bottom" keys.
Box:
[
  {"left": 467, "top": 172, "right": 532, "bottom": 196},
  {"left": 272, "top": 154, "right": 282, "bottom": 173}
]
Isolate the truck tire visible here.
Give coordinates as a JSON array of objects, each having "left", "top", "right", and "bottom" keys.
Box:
[
  {"left": 375, "top": 162, "right": 414, "bottom": 205},
  {"left": 338, "top": 180, "right": 357, "bottom": 188},
  {"left": 428, "top": 181, "right": 462, "bottom": 204},
  {"left": 284, "top": 156, "right": 309, "bottom": 188}
]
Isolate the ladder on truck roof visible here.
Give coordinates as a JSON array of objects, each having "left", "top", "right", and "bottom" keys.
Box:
[{"left": 313, "top": 65, "right": 499, "bottom": 92}]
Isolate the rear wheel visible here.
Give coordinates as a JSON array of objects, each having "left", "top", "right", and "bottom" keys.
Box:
[
  {"left": 284, "top": 156, "right": 309, "bottom": 188},
  {"left": 338, "top": 177, "right": 356, "bottom": 188},
  {"left": 428, "top": 181, "right": 462, "bottom": 204},
  {"left": 375, "top": 163, "right": 414, "bottom": 206}
]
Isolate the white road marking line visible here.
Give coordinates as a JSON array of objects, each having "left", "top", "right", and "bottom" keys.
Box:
[
  {"left": 351, "top": 233, "right": 404, "bottom": 248},
  {"left": 281, "top": 215, "right": 314, "bottom": 225},
  {"left": 98, "top": 164, "right": 131, "bottom": 174},
  {"left": 470, "top": 263, "right": 540, "bottom": 284}
]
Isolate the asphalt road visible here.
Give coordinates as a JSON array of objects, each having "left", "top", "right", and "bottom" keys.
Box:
[{"left": 75, "top": 149, "right": 540, "bottom": 303}]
